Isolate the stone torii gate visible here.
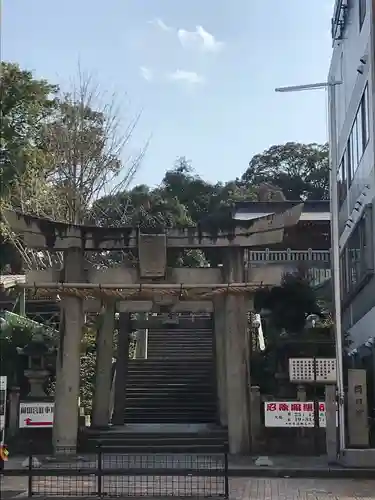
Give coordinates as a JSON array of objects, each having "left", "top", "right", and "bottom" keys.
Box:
[{"left": 3, "top": 204, "right": 303, "bottom": 455}]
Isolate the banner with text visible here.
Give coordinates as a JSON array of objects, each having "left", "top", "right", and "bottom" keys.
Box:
[
  {"left": 264, "top": 401, "right": 327, "bottom": 428},
  {"left": 19, "top": 402, "right": 54, "bottom": 429}
]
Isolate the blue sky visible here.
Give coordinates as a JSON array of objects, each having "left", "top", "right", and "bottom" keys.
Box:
[{"left": 3, "top": 0, "right": 334, "bottom": 188}]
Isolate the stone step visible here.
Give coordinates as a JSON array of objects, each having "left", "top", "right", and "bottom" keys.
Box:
[
  {"left": 85, "top": 428, "right": 227, "bottom": 439},
  {"left": 93, "top": 443, "right": 225, "bottom": 453},
  {"left": 81, "top": 429, "right": 228, "bottom": 454},
  {"left": 147, "top": 336, "right": 213, "bottom": 341},
  {"left": 126, "top": 383, "right": 215, "bottom": 390},
  {"left": 147, "top": 341, "right": 213, "bottom": 345},
  {"left": 128, "top": 366, "right": 215, "bottom": 379},
  {"left": 126, "top": 378, "right": 215, "bottom": 385},
  {"left": 148, "top": 334, "right": 213, "bottom": 339},
  {"left": 127, "top": 369, "right": 214, "bottom": 375},
  {"left": 125, "top": 400, "right": 217, "bottom": 408},
  {"left": 125, "top": 410, "right": 217, "bottom": 417},
  {"left": 147, "top": 335, "right": 213, "bottom": 339},
  {"left": 122, "top": 415, "right": 217, "bottom": 424},
  {"left": 125, "top": 388, "right": 215, "bottom": 396},
  {"left": 147, "top": 347, "right": 213, "bottom": 352},
  {"left": 146, "top": 348, "right": 213, "bottom": 353},
  {"left": 129, "top": 358, "right": 213, "bottom": 364},
  {"left": 124, "top": 404, "right": 216, "bottom": 412},
  {"left": 127, "top": 372, "right": 214, "bottom": 378},
  {"left": 147, "top": 346, "right": 212, "bottom": 351},
  {"left": 128, "top": 365, "right": 213, "bottom": 371},
  {"left": 146, "top": 354, "right": 213, "bottom": 359},
  {"left": 147, "top": 343, "right": 213, "bottom": 346}
]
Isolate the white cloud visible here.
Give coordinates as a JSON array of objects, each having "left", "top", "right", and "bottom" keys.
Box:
[
  {"left": 149, "top": 19, "right": 224, "bottom": 53},
  {"left": 149, "top": 18, "right": 173, "bottom": 32},
  {"left": 168, "top": 70, "right": 205, "bottom": 85},
  {"left": 140, "top": 66, "right": 153, "bottom": 82},
  {"left": 178, "top": 26, "right": 224, "bottom": 53}
]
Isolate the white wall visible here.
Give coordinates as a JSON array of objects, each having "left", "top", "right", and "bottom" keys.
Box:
[
  {"left": 348, "top": 305, "right": 375, "bottom": 349},
  {"left": 329, "top": 0, "right": 375, "bottom": 339},
  {"left": 329, "top": 0, "right": 375, "bottom": 242}
]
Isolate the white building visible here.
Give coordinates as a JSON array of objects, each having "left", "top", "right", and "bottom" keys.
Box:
[{"left": 329, "top": 0, "right": 375, "bottom": 350}]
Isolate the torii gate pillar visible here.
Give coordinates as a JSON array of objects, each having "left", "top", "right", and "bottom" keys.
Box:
[
  {"left": 224, "top": 248, "right": 250, "bottom": 455},
  {"left": 52, "top": 248, "right": 85, "bottom": 455}
]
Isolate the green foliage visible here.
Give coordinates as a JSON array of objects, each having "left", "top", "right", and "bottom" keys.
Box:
[
  {"left": 254, "top": 272, "right": 322, "bottom": 336},
  {"left": 0, "top": 323, "right": 33, "bottom": 388},
  {"left": 0, "top": 62, "right": 58, "bottom": 197},
  {"left": 242, "top": 142, "right": 329, "bottom": 200},
  {"left": 0, "top": 63, "right": 59, "bottom": 272},
  {"left": 79, "top": 325, "right": 136, "bottom": 413},
  {"left": 79, "top": 327, "right": 97, "bottom": 413},
  {"left": 91, "top": 183, "right": 193, "bottom": 230},
  {"left": 161, "top": 157, "right": 257, "bottom": 222},
  {"left": 91, "top": 156, "right": 257, "bottom": 231}
]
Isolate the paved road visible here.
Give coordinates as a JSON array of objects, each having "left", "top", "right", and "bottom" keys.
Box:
[{"left": 2, "top": 476, "right": 375, "bottom": 499}]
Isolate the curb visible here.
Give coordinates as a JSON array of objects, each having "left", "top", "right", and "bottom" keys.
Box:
[{"left": 229, "top": 467, "right": 375, "bottom": 479}]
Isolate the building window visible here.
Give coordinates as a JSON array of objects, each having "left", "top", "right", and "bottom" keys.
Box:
[
  {"left": 359, "top": 0, "right": 366, "bottom": 30},
  {"left": 348, "top": 133, "right": 355, "bottom": 182},
  {"left": 346, "top": 85, "right": 370, "bottom": 186},
  {"left": 361, "top": 84, "right": 370, "bottom": 148},
  {"left": 337, "top": 156, "right": 347, "bottom": 209},
  {"left": 341, "top": 206, "right": 374, "bottom": 302},
  {"left": 340, "top": 252, "right": 348, "bottom": 296}
]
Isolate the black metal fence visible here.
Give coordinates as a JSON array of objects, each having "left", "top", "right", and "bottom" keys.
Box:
[{"left": 2, "top": 445, "right": 229, "bottom": 498}]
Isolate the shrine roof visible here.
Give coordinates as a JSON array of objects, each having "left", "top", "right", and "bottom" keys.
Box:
[{"left": 233, "top": 200, "right": 330, "bottom": 222}]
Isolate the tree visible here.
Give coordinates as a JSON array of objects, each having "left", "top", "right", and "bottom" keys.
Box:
[
  {"left": 91, "top": 184, "right": 193, "bottom": 230},
  {"left": 254, "top": 271, "right": 322, "bottom": 336},
  {"left": 0, "top": 62, "right": 58, "bottom": 197},
  {"left": 1, "top": 65, "right": 147, "bottom": 271},
  {"left": 38, "top": 70, "right": 146, "bottom": 224},
  {"left": 91, "top": 157, "right": 257, "bottom": 267},
  {"left": 0, "top": 63, "right": 59, "bottom": 272},
  {"left": 242, "top": 142, "right": 329, "bottom": 201},
  {"left": 161, "top": 157, "right": 256, "bottom": 223}
]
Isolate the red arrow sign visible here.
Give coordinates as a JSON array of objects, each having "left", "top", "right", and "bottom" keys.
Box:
[{"left": 25, "top": 418, "right": 53, "bottom": 427}]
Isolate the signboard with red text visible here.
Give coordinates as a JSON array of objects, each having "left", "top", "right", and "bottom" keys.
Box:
[
  {"left": 19, "top": 402, "right": 54, "bottom": 429},
  {"left": 264, "top": 401, "right": 327, "bottom": 428}
]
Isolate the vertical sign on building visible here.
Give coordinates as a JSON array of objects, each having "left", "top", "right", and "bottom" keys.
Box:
[
  {"left": 0, "top": 376, "right": 7, "bottom": 445},
  {"left": 347, "top": 369, "right": 369, "bottom": 447}
]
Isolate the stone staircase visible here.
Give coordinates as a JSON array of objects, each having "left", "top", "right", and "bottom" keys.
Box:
[
  {"left": 124, "top": 328, "right": 217, "bottom": 424},
  {"left": 81, "top": 321, "right": 229, "bottom": 453}
]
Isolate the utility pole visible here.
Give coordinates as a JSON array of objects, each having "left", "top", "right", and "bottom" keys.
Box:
[{"left": 275, "top": 80, "right": 346, "bottom": 454}]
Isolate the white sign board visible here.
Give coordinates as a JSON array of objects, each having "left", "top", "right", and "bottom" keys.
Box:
[
  {"left": 315, "top": 358, "right": 337, "bottom": 383},
  {"left": 264, "top": 401, "right": 327, "bottom": 428},
  {"left": 0, "top": 377, "right": 6, "bottom": 391},
  {"left": 289, "top": 358, "right": 337, "bottom": 383},
  {"left": 19, "top": 402, "right": 54, "bottom": 429},
  {"left": 0, "top": 376, "right": 7, "bottom": 442}
]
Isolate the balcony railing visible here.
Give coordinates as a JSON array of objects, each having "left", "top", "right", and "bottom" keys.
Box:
[{"left": 245, "top": 249, "right": 331, "bottom": 264}]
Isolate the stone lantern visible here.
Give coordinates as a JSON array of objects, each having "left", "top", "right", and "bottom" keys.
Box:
[{"left": 17, "top": 332, "right": 56, "bottom": 398}]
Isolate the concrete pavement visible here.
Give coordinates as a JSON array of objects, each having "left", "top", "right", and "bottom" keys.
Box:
[{"left": 2, "top": 476, "right": 375, "bottom": 499}]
